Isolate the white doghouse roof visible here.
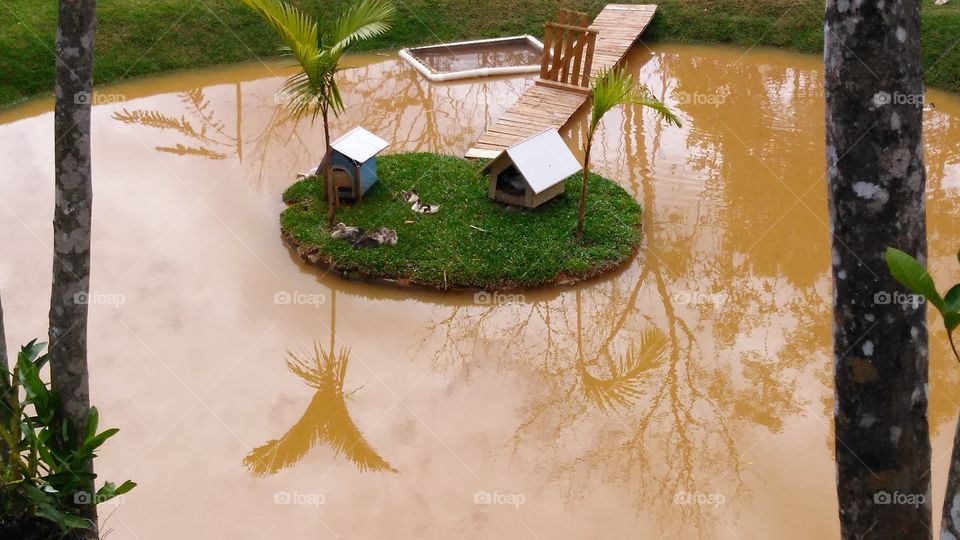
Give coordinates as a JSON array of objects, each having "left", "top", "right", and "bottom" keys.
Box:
[
  {"left": 486, "top": 129, "right": 581, "bottom": 194},
  {"left": 331, "top": 126, "right": 389, "bottom": 163}
]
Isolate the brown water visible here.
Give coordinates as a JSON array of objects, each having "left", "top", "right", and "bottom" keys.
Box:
[
  {"left": 1, "top": 44, "right": 960, "bottom": 539},
  {"left": 409, "top": 39, "right": 542, "bottom": 73}
]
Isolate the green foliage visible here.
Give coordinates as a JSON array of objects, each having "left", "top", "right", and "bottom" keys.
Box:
[
  {"left": 885, "top": 247, "right": 960, "bottom": 360},
  {"left": 238, "top": 0, "right": 394, "bottom": 122},
  {"left": 0, "top": 340, "right": 135, "bottom": 537},
  {"left": 1, "top": 0, "right": 959, "bottom": 109},
  {"left": 578, "top": 67, "right": 679, "bottom": 237},
  {"left": 280, "top": 152, "right": 643, "bottom": 289},
  {"left": 589, "top": 67, "right": 681, "bottom": 135}
]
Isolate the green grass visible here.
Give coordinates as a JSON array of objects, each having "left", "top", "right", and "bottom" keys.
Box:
[
  {"left": 280, "top": 153, "right": 643, "bottom": 290},
  {"left": 1, "top": 0, "right": 958, "bottom": 109}
]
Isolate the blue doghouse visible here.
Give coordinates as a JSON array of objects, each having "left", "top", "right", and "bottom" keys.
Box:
[{"left": 328, "top": 126, "right": 389, "bottom": 203}]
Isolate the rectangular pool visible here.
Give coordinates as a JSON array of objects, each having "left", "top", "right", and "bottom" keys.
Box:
[{"left": 400, "top": 35, "right": 544, "bottom": 82}]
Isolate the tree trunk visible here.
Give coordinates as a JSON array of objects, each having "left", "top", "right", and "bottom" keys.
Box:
[
  {"left": 825, "top": 0, "right": 931, "bottom": 537},
  {"left": 322, "top": 106, "right": 336, "bottom": 226},
  {"left": 0, "top": 292, "right": 8, "bottom": 467},
  {"left": 576, "top": 134, "right": 593, "bottom": 238},
  {"left": 942, "top": 415, "right": 960, "bottom": 537},
  {"left": 0, "top": 292, "right": 7, "bottom": 376},
  {"left": 51, "top": 0, "right": 98, "bottom": 534}
]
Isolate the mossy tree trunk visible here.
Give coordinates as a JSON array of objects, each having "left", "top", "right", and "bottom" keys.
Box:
[
  {"left": 0, "top": 292, "right": 8, "bottom": 467},
  {"left": 0, "top": 292, "right": 7, "bottom": 377},
  {"left": 51, "top": 0, "right": 98, "bottom": 535},
  {"left": 825, "top": 0, "right": 931, "bottom": 537},
  {"left": 941, "top": 417, "right": 960, "bottom": 537}
]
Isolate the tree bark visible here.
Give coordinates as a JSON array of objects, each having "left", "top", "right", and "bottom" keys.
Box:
[
  {"left": 51, "top": 0, "right": 98, "bottom": 534},
  {"left": 0, "top": 292, "right": 8, "bottom": 467},
  {"left": 942, "top": 415, "right": 960, "bottom": 538},
  {"left": 0, "top": 292, "right": 7, "bottom": 376},
  {"left": 825, "top": 0, "right": 931, "bottom": 537}
]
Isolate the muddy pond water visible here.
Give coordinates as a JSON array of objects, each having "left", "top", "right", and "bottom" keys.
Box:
[{"left": 2, "top": 43, "right": 960, "bottom": 539}]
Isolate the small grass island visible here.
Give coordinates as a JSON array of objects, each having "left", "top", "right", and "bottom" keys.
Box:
[{"left": 281, "top": 152, "right": 643, "bottom": 291}]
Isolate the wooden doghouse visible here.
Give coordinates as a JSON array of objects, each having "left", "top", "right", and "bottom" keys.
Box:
[
  {"left": 484, "top": 128, "right": 581, "bottom": 208},
  {"left": 328, "top": 126, "right": 389, "bottom": 204}
]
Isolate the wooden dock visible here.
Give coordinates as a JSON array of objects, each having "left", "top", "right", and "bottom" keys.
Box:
[{"left": 465, "top": 4, "right": 657, "bottom": 160}]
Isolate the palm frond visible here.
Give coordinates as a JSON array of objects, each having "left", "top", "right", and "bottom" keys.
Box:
[
  {"left": 328, "top": 0, "right": 395, "bottom": 53},
  {"left": 590, "top": 67, "right": 634, "bottom": 132},
  {"left": 155, "top": 144, "right": 228, "bottom": 160},
  {"left": 240, "top": 0, "right": 391, "bottom": 122},
  {"left": 580, "top": 328, "right": 668, "bottom": 413},
  {"left": 243, "top": 344, "right": 396, "bottom": 476},
  {"left": 630, "top": 86, "right": 683, "bottom": 128},
  {"left": 590, "top": 67, "right": 682, "bottom": 133},
  {"left": 243, "top": 393, "right": 327, "bottom": 477},
  {"left": 112, "top": 109, "right": 216, "bottom": 144},
  {"left": 240, "top": 0, "right": 331, "bottom": 120},
  {"left": 239, "top": 0, "right": 320, "bottom": 80}
]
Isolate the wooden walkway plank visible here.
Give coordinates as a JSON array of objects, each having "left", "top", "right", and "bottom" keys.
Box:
[{"left": 465, "top": 4, "right": 656, "bottom": 159}]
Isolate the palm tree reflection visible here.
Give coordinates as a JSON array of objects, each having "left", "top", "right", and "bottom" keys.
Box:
[
  {"left": 113, "top": 88, "right": 240, "bottom": 160},
  {"left": 244, "top": 342, "right": 397, "bottom": 476},
  {"left": 576, "top": 289, "right": 666, "bottom": 413}
]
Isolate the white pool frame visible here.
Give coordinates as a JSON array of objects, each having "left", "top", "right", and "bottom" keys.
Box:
[{"left": 400, "top": 35, "right": 545, "bottom": 82}]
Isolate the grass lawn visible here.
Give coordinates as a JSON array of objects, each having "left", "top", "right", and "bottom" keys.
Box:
[
  {"left": 1, "top": 0, "right": 958, "bottom": 109},
  {"left": 280, "top": 153, "right": 643, "bottom": 290}
]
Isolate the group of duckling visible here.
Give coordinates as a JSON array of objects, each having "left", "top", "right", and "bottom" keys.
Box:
[
  {"left": 330, "top": 223, "right": 398, "bottom": 249},
  {"left": 398, "top": 189, "right": 440, "bottom": 214},
  {"left": 327, "top": 188, "right": 442, "bottom": 249}
]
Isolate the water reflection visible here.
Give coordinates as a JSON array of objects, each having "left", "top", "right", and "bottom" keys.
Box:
[
  {"left": 244, "top": 291, "right": 396, "bottom": 476},
  {"left": 3, "top": 44, "right": 960, "bottom": 539},
  {"left": 113, "top": 87, "right": 242, "bottom": 161},
  {"left": 109, "top": 53, "right": 529, "bottom": 185},
  {"left": 243, "top": 343, "right": 397, "bottom": 476}
]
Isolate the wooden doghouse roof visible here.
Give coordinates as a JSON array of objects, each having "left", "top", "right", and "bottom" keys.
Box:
[
  {"left": 483, "top": 128, "right": 581, "bottom": 194},
  {"left": 331, "top": 126, "right": 389, "bottom": 163}
]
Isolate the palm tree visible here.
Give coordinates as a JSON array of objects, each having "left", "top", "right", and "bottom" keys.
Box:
[
  {"left": 577, "top": 67, "right": 680, "bottom": 238},
  {"left": 239, "top": 0, "right": 395, "bottom": 224}
]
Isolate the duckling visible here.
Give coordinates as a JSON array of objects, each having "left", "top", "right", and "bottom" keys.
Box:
[
  {"left": 924, "top": 102, "right": 937, "bottom": 112},
  {"left": 296, "top": 165, "right": 320, "bottom": 180},
  {"left": 411, "top": 201, "right": 440, "bottom": 214},
  {"left": 399, "top": 189, "right": 420, "bottom": 204},
  {"left": 330, "top": 222, "right": 365, "bottom": 242},
  {"left": 380, "top": 228, "right": 399, "bottom": 246},
  {"left": 352, "top": 227, "right": 399, "bottom": 249}
]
